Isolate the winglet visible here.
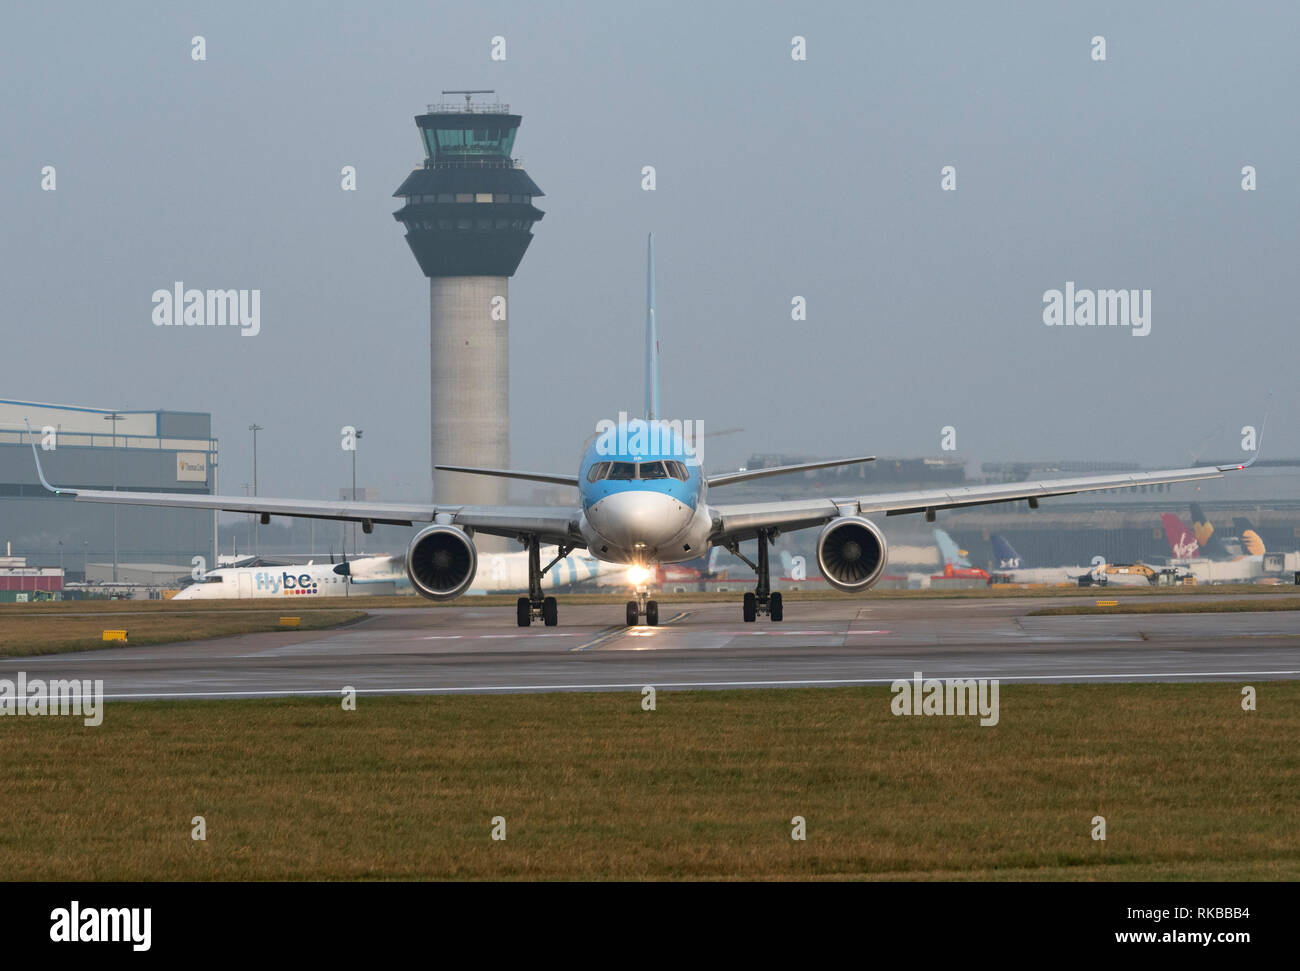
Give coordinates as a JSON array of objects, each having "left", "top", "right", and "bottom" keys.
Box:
[
  {"left": 1218, "top": 392, "right": 1270, "bottom": 471},
  {"left": 25, "top": 420, "right": 75, "bottom": 495}
]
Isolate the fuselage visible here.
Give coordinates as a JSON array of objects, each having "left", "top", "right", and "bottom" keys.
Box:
[
  {"left": 576, "top": 425, "right": 713, "bottom": 567},
  {"left": 176, "top": 548, "right": 623, "bottom": 600},
  {"left": 172, "top": 564, "right": 356, "bottom": 600}
]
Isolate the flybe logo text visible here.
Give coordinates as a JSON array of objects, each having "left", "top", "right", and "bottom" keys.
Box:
[{"left": 255, "top": 571, "right": 319, "bottom": 595}]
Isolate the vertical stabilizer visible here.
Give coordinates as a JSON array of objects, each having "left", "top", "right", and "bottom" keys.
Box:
[
  {"left": 645, "top": 233, "right": 660, "bottom": 420},
  {"left": 991, "top": 534, "right": 1025, "bottom": 569},
  {"left": 1161, "top": 514, "right": 1201, "bottom": 558}
]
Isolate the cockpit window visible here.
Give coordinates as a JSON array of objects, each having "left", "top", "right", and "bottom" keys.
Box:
[{"left": 589, "top": 460, "right": 691, "bottom": 482}]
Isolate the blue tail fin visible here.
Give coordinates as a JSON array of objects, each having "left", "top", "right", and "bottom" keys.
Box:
[
  {"left": 933, "top": 529, "right": 971, "bottom": 569},
  {"left": 991, "top": 534, "right": 1024, "bottom": 569},
  {"left": 645, "top": 233, "right": 660, "bottom": 421}
]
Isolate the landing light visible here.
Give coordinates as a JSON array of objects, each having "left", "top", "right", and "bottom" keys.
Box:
[{"left": 627, "top": 566, "right": 650, "bottom": 586}]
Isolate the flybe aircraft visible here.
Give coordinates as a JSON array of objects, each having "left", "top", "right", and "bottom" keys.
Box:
[
  {"left": 28, "top": 236, "right": 1263, "bottom": 628},
  {"left": 174, "top": 547, "right": 623, "bottom": 600},
  {"left": 173, "top": 561, "right": 360, "bottom": 600}
]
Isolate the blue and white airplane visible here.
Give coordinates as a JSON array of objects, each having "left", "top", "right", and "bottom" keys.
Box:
[{"left": 28, "top": 235, "right": 1262, "bottom": 628}]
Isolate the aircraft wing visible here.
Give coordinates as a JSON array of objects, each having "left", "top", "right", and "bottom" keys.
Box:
[
  {"left": 27, "top": 421, "right": 582, "bottom": 545},
  {"left": 46, "top": 486, "right": 581, "bottom": 545},
  {"left": 709, "top": 461, "right": 1252, "bottom": 543}
]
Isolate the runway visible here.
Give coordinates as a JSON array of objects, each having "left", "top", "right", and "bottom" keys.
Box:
[{"left": 5, "top": 597, "right": 1300, "bottom": 701}]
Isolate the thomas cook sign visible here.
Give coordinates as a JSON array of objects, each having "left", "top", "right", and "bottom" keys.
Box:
[{"left": 176, "top": 453, "right": 207, "bottom": 482}]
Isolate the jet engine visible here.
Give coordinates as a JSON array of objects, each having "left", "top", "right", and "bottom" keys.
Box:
[
  {"left": 405, "top": 525, "right": 478, "bottom": 600},
  {"left": 816, "top": 516, "right": 888, "bottom": 592}
]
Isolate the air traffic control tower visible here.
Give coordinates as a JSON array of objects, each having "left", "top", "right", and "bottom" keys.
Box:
[{"left": 393, "top": 91, "right": 544, "bottom": 513}]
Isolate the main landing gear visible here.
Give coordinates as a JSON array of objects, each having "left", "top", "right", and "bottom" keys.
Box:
[
  {"left": 626, "top": 579, "right": 659, "bottom": 626},
  {"left": 515, "top": 538, "right": 572, "bottom": 627},
  {"left": 728, "top": 530, "right": 783, "bottom": 623}
]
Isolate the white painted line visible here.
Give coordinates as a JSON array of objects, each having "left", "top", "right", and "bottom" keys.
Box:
[{"left": 80, "top": 669, "right": 1300, "bottom": 701}]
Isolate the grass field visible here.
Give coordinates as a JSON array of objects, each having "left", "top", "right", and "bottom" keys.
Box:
[
  {"left": 1030, "top": 597, "right": 1300, "bottom": 617},
  {"left": 1, "top": 683, "right": 1295, "bottom": 880},
  {"left": 0, "top": 609, "right": 366, "bottom": 656}
]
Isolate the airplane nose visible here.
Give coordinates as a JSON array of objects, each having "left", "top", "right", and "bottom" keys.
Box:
[{"left": 590, "top": 491, "right": 692, "bottom": 550}]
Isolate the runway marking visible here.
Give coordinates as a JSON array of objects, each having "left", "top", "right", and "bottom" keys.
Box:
[
  {"left": 420, "top": 633, "right": 579, "bottom": 640},
  {"left": 81, "top": 669, "right": 1300, "bottom": 701},
  {"left": 686, "top": 629, "right": 890, "bottom": 636},
  {"left": 571, "top": 625, "right": 629, "bottom": 652}
]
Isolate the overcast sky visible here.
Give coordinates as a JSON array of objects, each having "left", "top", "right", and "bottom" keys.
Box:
[{"left": 2, "top": 1, "right": 1296, "bottom": 501}]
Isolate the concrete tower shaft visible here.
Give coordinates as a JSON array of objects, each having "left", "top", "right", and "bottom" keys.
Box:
[{"left": 429, "top": 275, "right": 510, "bottom": 509}]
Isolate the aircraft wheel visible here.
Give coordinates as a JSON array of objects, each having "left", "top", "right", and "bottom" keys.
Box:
[
  {"left": 516, "top": 596, "right": 531, "bottom": 627},
  {"left": 769, "top": 592, "right": 783, "bottom": 622},
  {"left": 645, "top": 600, "right": 659, "bottom": 626},
  {"left": 742, "top": 592, "right": 757, "bottom": 623},
  {"left": 626, "top": 600, "right": 639, "bottom": 626},
  {"left": 542, "top": 596, "right": 558, "bottom": 627}
]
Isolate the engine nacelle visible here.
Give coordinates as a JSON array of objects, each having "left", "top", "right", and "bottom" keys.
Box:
[
  {"left": 405, "top": 525, "right": 478, "bottom": 600},
  {"left": 816, "top": 516, "right": 888, "bottom": 592}
]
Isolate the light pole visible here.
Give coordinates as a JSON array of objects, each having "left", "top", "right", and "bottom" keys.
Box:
[
  {"left": 242, "top": 483, "right": 252, "bottom": 553},
  {"left": 249, "top": 423, "right": 263, "bottom": 555},
  {"left": 210, "top": 438, "right": 219, "bottom": 575},
  {"left": 82, "top": 540, "right": 88, "bottom": 581},
  {"left": 103, "top": 412, "right": 123, "bottom": 584},
  {"left": 351, "top": 428, "right": 363, "bottom": 551}
]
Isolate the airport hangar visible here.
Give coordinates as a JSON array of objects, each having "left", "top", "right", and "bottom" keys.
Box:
[{"left": 0, "top": 399, "right": 217, "bottom": 584}]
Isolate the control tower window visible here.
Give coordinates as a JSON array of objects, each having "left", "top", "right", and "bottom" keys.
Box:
[{"left": 425, "top": 127, "right": 518, "bottom": 159}]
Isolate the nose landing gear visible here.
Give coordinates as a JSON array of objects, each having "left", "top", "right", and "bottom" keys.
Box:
[
  {"left": 625, "top": 583, "right": 659, "bottom": 626},
  {"left": 728, "top": 530, "right": 784, "bottom": 623}
]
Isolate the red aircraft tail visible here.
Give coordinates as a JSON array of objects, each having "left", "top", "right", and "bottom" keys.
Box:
[{"left": 1161, "top": 513, "right": 1200, "bottom": 558}]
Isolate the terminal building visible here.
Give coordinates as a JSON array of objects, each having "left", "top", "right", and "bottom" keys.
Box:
[{"left": 0, "top": 400, "right": 217, "bottom": 578}]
